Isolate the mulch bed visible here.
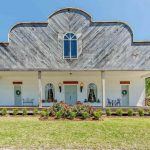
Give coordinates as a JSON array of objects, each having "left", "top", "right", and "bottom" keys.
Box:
[{"left": 39, "top": 116, "right": 104, "bottom": 121}]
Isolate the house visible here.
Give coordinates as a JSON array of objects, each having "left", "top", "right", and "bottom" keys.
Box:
[{"left": 0, "top": 8, "right": 150, "bottom": 107}]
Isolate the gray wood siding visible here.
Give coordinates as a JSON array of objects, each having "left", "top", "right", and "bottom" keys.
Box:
[{"left": 0, "top": 8, "right": 150, "bottom": 71}]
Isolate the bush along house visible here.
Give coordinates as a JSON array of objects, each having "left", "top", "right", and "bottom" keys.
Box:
[{"left": 0, "top": 8, "right": 150, "bottom": 108}]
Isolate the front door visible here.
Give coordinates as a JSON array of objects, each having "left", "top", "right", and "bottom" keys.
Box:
[
  {"left": 121, "top": 85, "right": 129, "bottom": 106},
  {"left": 14, "top": 85, "right": 22, "bottom": 106},
  {"left": 65, "top": 85, "right": 77, "bottom": 105}
]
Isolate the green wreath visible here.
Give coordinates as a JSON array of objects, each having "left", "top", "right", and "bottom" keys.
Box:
[
  {"left": 16, "top": 90, "right": 21, "bottom": 96},
  {"left": 122, "top": 90, "right": 127, "bottom": 95}
]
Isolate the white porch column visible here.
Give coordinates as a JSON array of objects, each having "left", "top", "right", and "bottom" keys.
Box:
[
  {"left": 38, "top": 71, "right": 42, "bottom": 107},
  {"left": 101, "top": 71, "right": 106, "bottom": 108}
]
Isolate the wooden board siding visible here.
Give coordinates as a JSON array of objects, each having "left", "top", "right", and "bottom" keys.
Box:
[{"left": 0, "top": 8, "right": 150, "bottom": 71}]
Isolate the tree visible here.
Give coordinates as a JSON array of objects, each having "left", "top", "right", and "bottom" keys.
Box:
[{"left": 146, "top": 78, "right": 150, "bottom": 97}]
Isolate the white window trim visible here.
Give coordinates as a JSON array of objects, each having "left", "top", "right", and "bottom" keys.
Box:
[{"left": 63, "top": 32, "right": 78, "bottom": 60}]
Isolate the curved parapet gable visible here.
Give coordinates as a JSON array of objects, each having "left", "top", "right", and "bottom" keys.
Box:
[
  {"left": 48, "top": 8, "right": 92, "bottom": 21},
  {"left": 0, "top": 8, "right": 150, "bottom": 70}
]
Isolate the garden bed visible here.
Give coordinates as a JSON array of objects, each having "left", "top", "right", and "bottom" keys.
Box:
[{"left": 0, "top": 103, "right": 150, "bottom": 121}]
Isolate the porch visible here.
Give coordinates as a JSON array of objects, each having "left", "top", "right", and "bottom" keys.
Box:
[{"left": 0, "top": 71, "right": 149, "bottom": 108}]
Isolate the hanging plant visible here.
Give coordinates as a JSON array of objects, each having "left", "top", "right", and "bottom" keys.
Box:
[
  {"left": 16, "top": 90, "right": 21, "bottom": 96},
  {"left": 122, "top": 90, "right": 127, "bottom": 95}
]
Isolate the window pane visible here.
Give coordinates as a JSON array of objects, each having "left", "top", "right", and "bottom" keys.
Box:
[
  {"left": 64, "top": 35, "right": 69, "bottom": 40},
  {"left": 71, "top": 40, "right": 77, "bottom": 58},
  {"left": 72, "top": 35, "right": 77, "bottom": 40},
  {"left": 45, "top": 83, "right": 55, "bottom": 102},
  {"left": 88, "top": 83, "right": 97, "bottom": 102},
  {"left": 70, "top": 33, "right": 74, "bottom": 39},
  {"left": 64, "top": 40, "right": 70, "bottom": 58},
  {"left": 88, "top": 89, "right": 96, "bottom": 102},
  {"left": 66, "top": 33, "right": 70, "bottom": 38},
  {"left": 48, "top": 89, "right": 54, "bottom": 102}
]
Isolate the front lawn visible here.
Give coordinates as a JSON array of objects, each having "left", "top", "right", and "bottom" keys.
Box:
[{"left": 0, "top": 117, "right": 149, "bottom": 149}]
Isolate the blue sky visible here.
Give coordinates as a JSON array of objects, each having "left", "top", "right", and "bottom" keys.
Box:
[{"left": 0, "top": 0, "right": 150, "bottom": 41}]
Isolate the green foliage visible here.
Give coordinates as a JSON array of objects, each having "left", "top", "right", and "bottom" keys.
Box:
[
  {"left": 53, "top": 102, "right": 67, "bottom": 112},
  {"left": 52, "top": 102, "right": 70, "bottom": 117},
  {"left": 22, "top": 109, "right": 28, "bottom": 116},
  {"left": 146, "top": 77, "right": 150, "bottom": 97},
  {"left": 106, "top": 108, "right": 111, "bottom": 116},
  {"left": 1, "top": 108, "right": 7, "bottom": 116},
  {"left": 148, "top": 109, "right": 150, "bottom": 115},
  {"left": 128, "top": 109, "right": 134, "bottom": 116},
  {"left": 73, "top": 104, "right": 93, "bottom": 116},
  {"left": 55, "top": 111, "right": 63, "bottom": 119},
  {"left": 68, "top": 111, "right": 77, "bottom": 120},
  {"left": 81, "top": 111, "right": 89, "bottom": 119},
  {"left": 93, "top": 110, "right": 102, "bottom": 120},
  {"left": 40, "top": 111, "right": 46, "bottom": 117},
  {"left": 33, "top": 108, "right": 38, "bottom": 116},
  {"left": 138, "top": 108, "right": 144, "bottom": 116},
  {"left": 13, "top": 109, "right": 19, "bottom": 116},
  {"left": 116, "top": 109, "right": 123, "bottom": 116},
  {"left": 40, "top": 109, "right": 49, "bottom": 118},
  {"left": 49, "top": 107, "right": 56, "bottom": 116}
]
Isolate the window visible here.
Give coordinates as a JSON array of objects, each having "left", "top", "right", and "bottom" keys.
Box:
[
  {"left": 45, "top": 83, "right": 55, "bottom": 102},
  {"left": 64, "top": 33, "right": 77, "bottom": 59},
  {"left": 87, "top": 83, "right": 97, "bottom": 102}
]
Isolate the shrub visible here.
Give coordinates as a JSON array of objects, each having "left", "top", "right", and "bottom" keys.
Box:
[
  {"left": 148, "top": 109, "right": 150, "bottom": 116},
  {"left": 55, "top": 111, "right": 63, "bottom": 119},
  {"left": 53, "top": 103, "right": 68, "bottom": 112},
  {"left": 33, "top": 108, "right": 38, "bottom": 115},
  {"left": 138, "top": 108, "right": 144, "bottom": 116},
  {"left": 73, "top": 104, "right": 93, "bottom": 116},
  {"left": 49, "top": 107, "right": 55, "bottom": 117},
  {"left": 22, "top": 109, "right": 28, "bottom": 116},
  {"left": 52, "top": 103, "right": 70, "bottom": 117},
  {"left": 40, "top": 110, "right": 49, "bottom": 118},
  {"left": 68, "top": 111, "right": 77, "bottom": 120},
  {"left": 106, "top": 108, "right": 111, "bottom": 116},
  {"left": 13, "top": 109, "right": 19, "bottom": 116},
  {"left": 128, "top": 109, "right": 134, "bottom": 116},
  {"left": 93, "top": 110, "right": 102, "bottom": 120},
  {"left": 81, "top": 111, "right": 89, "bottom": 119},
  {"left": 1, "top": 108, "right": 7, "bottom": 116},
  {"left": 116, "top": 109, "right": 123, "bottom": 116}
]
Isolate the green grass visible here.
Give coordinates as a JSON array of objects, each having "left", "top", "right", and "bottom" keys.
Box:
[{"left": 0, "top": 117, "right": 149, "bottom": 149}]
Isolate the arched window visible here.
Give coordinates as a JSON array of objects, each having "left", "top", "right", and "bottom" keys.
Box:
[
  {"left": 64, "top": 33, "right": 77, "bottom": 59},
  {"left": 45, "top": 83, "right": 55, "bottom": 102},
  {"left": 87, "top": 83, "right": 97, "bottom": 102}
]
